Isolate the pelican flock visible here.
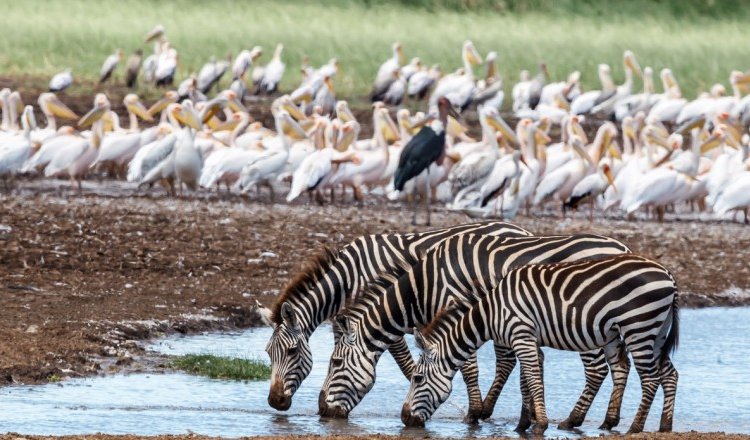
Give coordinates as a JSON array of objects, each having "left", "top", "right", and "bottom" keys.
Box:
[{"left": 2, "top": 26, "right": 750, "bottom": 223}]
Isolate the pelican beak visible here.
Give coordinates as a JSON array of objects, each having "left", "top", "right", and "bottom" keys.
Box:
[
  {"left": 380, "top": 110, "right": 400, "bottom": 143},
  {"left": 608, "top": 143, "right": 622, "bottom": 160},
  {"left": 446, "top": 116, "right": 468, "bottom": 138},
  {"left": 228, "top": 95, "right": 248, "bottom": 114},
  {"left": 486, "top": 113, "right": 519, "bottom": 146},
  {"left": 282, "top": 100, "right": 308, "bottom": 122},
  {"left": 534, "top": 128, "right": 551, "bottom": 146},
  {"left": 572, "top": 139, "right": 595, "bottom": 167},
  {"left": 148, "top": 95, "right": 176, "bottom": 117},
  {"left": 734, "top": 72, "right": 750, "bottom": 86},
  {"left": 128, "top": 99, "right": 153, "bottom": 122},
  {"left": 213, "top": 117, "right": 239, "bottom": 132},
  {"left": 625, "top": 53, "right": 642, "bottom": 77},
  {"left": 337, "top": 124, "right": 356, "bottom": 152},
  {"left": 180, "top": 106, "right": 202, "bottom": 130},
  {"left": 201, "top": 101, "right": 223, "bottom": 124},
  {"left": 467, "top": 45, "right": 482, "bottom": 65},
  {"left": 77, "top": 105, "right": 107, "bottom": 129},
  {"left": 282, "top": 113, "right": 308, "bottom": 140},
  {"left": 674, "top": 116, "right": 706, "bottom": 135},
  {"left": 47, "top": 96, "right": 79, "bottom": 120},
  {"left": 397, "top": 45, "right": 405, "bottom": 65},
  {"left": 699, "top": 132, "right": 724, "bottom": 154}
]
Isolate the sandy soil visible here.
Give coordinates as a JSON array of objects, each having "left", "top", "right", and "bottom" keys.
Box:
[{"left": 1, "top": 179, "right": 749, "bottom": 388}]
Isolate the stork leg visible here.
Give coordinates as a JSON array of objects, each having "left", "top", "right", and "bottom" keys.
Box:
[
  {"left": 589, "top": 198, "right": 594, "bottom": 222},
  {"left": 424, "top": 172, "right": 431, "bottom": 226},
  {"left": 410, "top": 188, "right": 418, "bottom": 226}
]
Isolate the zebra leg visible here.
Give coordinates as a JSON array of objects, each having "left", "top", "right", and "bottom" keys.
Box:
[
  {"left": 514, "top": 339, "right": 548, "bottom": 435},
  {"left": 559, "top": 349, "right": 609, "bottom": 430},
  {"left": 388, "top": 336, "right": 416, "bottom": 379},
  {"left": 658, "top": 357, "right": 679, "bottom": 432},
  {"left": 626, "top": 349, "right": 660, "bottom": 433},
  {"left": 600, "top": 339, "right": 630, "bottom": 430},
  {"left": 459, "top": 352, "right": 483, "bottom": 424},
  {"left": 516, "top": 348, "right": 543, "bottom": 431},
  {"left": 480, "top": 343, "right": 517, "bottom": 420}
]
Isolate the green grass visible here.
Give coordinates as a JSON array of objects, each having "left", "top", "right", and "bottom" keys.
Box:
[
  {"left": 1, "top": 0, "right": 749, "bottom": 101},
  {"left": 171, "top": 354, "right": 271, "bottom": 381}
]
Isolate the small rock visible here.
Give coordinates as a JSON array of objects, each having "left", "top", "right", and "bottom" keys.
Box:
[
  {"left": 218, "top": 217, "right": 233, "bottom": 225},
  {"left": 242, "top": 292, "right": 253, "bottom": 298},
  {"left": 25, "top": 325, "right": 39, "bottom": 334},
  {"left": 246, "top": 258, "right": 262, "bottom": 265},
  {"left": 124, "top": 283, "right": 134, "bottom": 289},
  {"left": 260, "top": 251, "right": 278, "bottom": 259},
  {"left": 311, "top": 232, "right": 328, "bottom": 239}
]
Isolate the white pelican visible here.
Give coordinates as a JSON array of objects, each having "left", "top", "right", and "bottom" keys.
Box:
[
  {"left": 511, "top": 63, "right": 548, "bottom": 112},
  {"left": 327, "top": 108, "right": 398, "bottom": 200},
  {"left": 430, "top": 40, "right": 482, "bottom": 110},
  {"left": 257, "top": 44, "right": 285, "bottom": 94},
  {"left": 0, "top": 106, "right": 37, "bottom": 187},
  {"left": 49, "top": 69, "right": 73, "bottom": 92},
  {"left": 21, "top": 127, "right": 80, "bottom": 174},
  {"left": 45, "top": 94, "right": 109, "bottom": 189},
  {"left": 287, "top": 120, "right": 339, "bottom": 202},
  {"left": 234, "top": 105, "right": 308, "bottom": 198},
  {"left": 472, "top": 51, "right": 503, "bottom": 111},
  {"left": 533, "top": 135, "right": 594, "bottom": 209},
  {"left": 198, "top": 112, "right": 255, "bottom": 190},
  {"left": 36, "top": 93, "right": 79, "bottom": 136},
  {"left": 676, "top": 71, "right": 750, "bottom": 125},
  {"left": 538, "top": 71, "right": 581, "bottom": 107},
  {"left": 174, "top": 126, "right": 202, "bottom": 193},
  {"left": 713, "top": 170, "right": 750, "bottom": 222},
  {"left": 499, "top": 119, "right": 549, "bottom": 218},
  {"left": 91, "top": 94, "right": 154, "bottom": 176},
  {"left": 564, "top": 162, "right": 616, "bottom": 220},
  {"left": 232, "top": 47, "right": 263, "bottom": 80},
  {"left": 570, "top": 64, "right": 615, "bottom": 115},
  {"left": 372, "top": 42, "right": 404, "bottom": 102},
  {"left": 646, "top": 68, "right": 686, "bottom": 123},
  {"left": 128, "top": 124, "right": 174, "bottom": 183},
  {"left": 125, "top": 49, "right": 143, "bottom": 88},
  {"left": 99, "top": 49, "right": 123, "bottom": 84},
  {"left": 614, "top": 66, "right": 657, "bottom": 121},
  {"left": 590, "top": 50, "right": 642, "bottom": 117}
]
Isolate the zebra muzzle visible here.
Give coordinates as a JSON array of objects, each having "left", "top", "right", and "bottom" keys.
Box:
[
  {"left": 268, "top": 381, "right": 292, "bottom": 411},
  {"left": 318, "top": 390, "right": 349, "bottom": 418},
  {"left": 400, "top": 403, "right": 425, "bottom": 427}
]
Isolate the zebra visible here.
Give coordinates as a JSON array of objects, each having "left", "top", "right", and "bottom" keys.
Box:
[
  {"left": 401, "top": 254, "right": 679, "bottom": 435},
  {"left": 264, "top": 221, "right": 532, "bottom": 411},
  {"left": 320, "top": 233, "right": 632, "bottom": 428}
]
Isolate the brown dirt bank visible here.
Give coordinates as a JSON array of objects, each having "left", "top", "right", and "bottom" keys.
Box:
[
  {"left": 1, "top": 180, "right": 748, "bottom": 387},
  {"left": 2, "top": 432, "right": 749, "bottom": 440}
]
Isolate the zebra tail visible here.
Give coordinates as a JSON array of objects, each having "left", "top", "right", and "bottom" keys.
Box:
[{"left": 661, "top": 293, "right": 680, "bottom": 362}]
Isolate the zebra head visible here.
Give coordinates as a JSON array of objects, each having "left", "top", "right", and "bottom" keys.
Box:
[
  {"left": 401, "top": 330, "right": 454, "bottom": 427},
  {"left": 265, "top": 302, "right": 313, "bottom": 411},
  {"left": 318, "top": 314, "right": 378, "bottom": 418}
]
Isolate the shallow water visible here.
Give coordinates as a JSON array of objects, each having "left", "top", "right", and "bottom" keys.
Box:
[{"left": 1, "top": 307, "right": 748, "bottom": 437}]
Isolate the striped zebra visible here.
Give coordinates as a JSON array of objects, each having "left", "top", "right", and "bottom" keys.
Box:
[
  {"left": 401, "top": 254, "right": 679, "bottom": 435},
  {"left": 320, "top": 233, "right": 631, "bottom": 428},
  {"left": 265, "top": 221, "right": 531, "bottom": 411}
]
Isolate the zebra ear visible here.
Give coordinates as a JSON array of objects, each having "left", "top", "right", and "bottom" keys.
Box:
[
  {"left": 280, "top": 302, "right": 299, "bottom": 329},
  {"left": 252, "top": 299, "right": 275, "bottom": 327}
]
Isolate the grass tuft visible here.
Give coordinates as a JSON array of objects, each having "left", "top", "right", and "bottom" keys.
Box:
[{"left": 171, "top": 354, "right": 271, "bottom": 381}]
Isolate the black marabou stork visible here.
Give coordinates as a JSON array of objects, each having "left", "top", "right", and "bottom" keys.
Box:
[{"left": 394, "top": 97, "right": 459, "bottom": 225}]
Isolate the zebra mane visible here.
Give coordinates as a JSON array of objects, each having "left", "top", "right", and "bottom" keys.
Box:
[
  {"left": 271, "top": 246, "right": 339, "bottom": 325},
  {"left": 420, "top": 280, "right": 484, "bottom": 343},
  {"left": 345, "top": 253, "right": 415, "bottom": 318}
]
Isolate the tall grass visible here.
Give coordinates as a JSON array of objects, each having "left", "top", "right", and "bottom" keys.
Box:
[{"left": 0, "top": 0, "right": 748, "bottom": 100}]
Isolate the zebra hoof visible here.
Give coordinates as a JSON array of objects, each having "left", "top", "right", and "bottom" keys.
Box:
[
  {"left": 627, "top": 424, "right": 644, "bottom": 434},
  {"left": 531, "top": 422, "right": 548, "bottom": 435},
  {"left": 659, "top": 422, "right": 673, "bottom": 433},
  {"left": 599, "top": 416, "right": 620, "bottom": 430},
  {"left": 479, "top": 408, "right": 493, "bottom": 420},
  {"left": 463, "top": 413, "right": 480, "bottom": 425}
]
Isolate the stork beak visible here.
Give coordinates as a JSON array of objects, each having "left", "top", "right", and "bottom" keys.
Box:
[
  {"left": 519, "top": 155, "right": 530, "bottom": 170},
  {"left": 325, "top": 76, "right": 334, "bottom": 92},
  {"left": 47, "top": 96, "right": 79, "bottom": 120},
  {"left": 604, "top": 165, "right": 616, "bottom": 188},
  {"left": 734, "top": 72, "right": 750, "bottom": 85},
  {"left": 409, "top": 115, "right": 434, "bottom": 131},
  {"left": 127, "top": 100, "right": 153, "bottom": 122},
  {"left": 77, "top": 105, "right": 107, "bottom": 129}
]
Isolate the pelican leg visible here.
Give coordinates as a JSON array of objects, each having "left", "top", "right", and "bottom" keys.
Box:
[{"left": 330, "top": 187, "right": 335, "bottom": 204}]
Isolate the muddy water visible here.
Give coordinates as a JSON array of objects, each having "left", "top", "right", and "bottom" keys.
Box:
[{"left": 1, "top": 307, "right": 748, "bottom": 437}]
